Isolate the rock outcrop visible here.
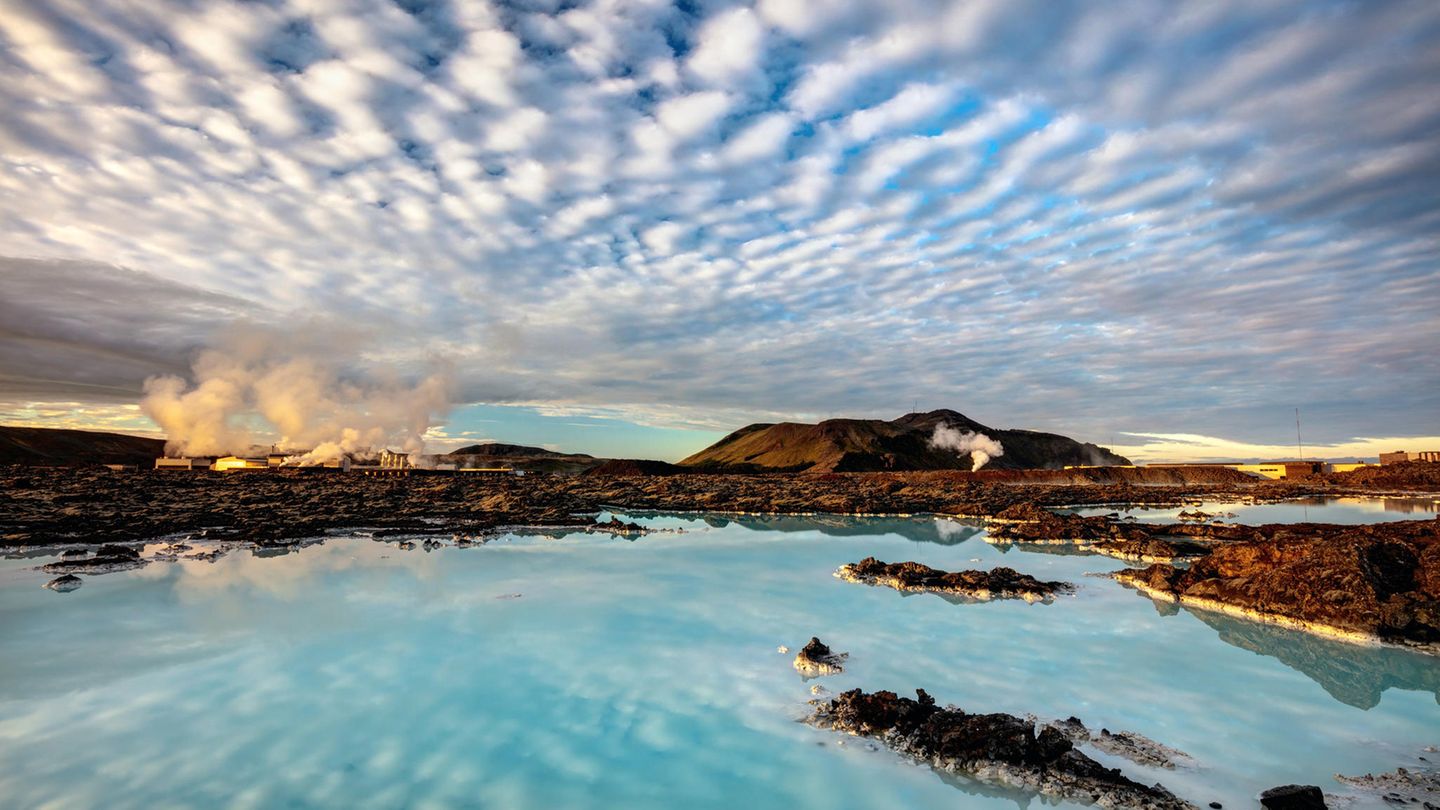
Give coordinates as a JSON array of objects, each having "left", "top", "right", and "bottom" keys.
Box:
[
  {"left": 1045, "top": 716, "right": 1195, "bottom": 770},
  {"left": 1115, "top": 518, "right": 1440, "bottom": 650},
  {"left": 1258, "top": 784, "right": 1327, "bottom": 809},
  {"left": 836, "top": 557, "right": 1072, "bottom": 603},
  {"left": 793, "top": 637, "right": 848, "bottom": 676},
  {"left": 811, "top": 689, "right": 1194, "bottom": 809},
  {"left": 43, "top": 573, "right": 82, "bottom": 592},
  {"left": 41, "top": 543, "right": 147, "bottom": 574},
  {"left": 987, "top": 508, "right": 1210, "bottom": 563},
  {"left": 1335, "top": 762, "right": 1440, "bottom": 808}
]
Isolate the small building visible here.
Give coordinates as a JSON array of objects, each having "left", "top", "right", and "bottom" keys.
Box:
[
  {"left": 1329, "top": 462, "right": 1371, "bottom": 473},
  {"left": 1232, "top": 461, "right": 1324, "bottom": 479},
  {"left": 379, "top": 449, "right": 410, "bottom": 469},
  {"left": 155, "top": 457, "right": 213, "bottom": 471},
  {"left": 1147, "top": 461, "right": 1324, "bottom": 479},
  {"left": 267, "top": 452, "right": 290, "bottom": 467},
  {"left": 212, "top": 456, "right": 269, "bottom": 472},
  {"left": 321, "top": 456, "right": 352, "bottom": 472},
  {"left": 1381, "top": 450, "right": 1440, "bottom": 465}
]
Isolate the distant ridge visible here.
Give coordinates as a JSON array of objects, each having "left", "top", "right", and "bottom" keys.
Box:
[
  {"left": 679, "top": 410, "right": 1129, "bottom": 473},
  {"left": 0, "top": 426, "right": 164, "bottom": 466},
  {"left": 444, "top": 442, "right": 593, "bottom": 460},
  {"left": 443, "top": 442, "right": 602, "bottom": 474}
]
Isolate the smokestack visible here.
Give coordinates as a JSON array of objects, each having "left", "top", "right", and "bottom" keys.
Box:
[{"left": 929, "top": 424, "right": 1005, "bottom": 471}]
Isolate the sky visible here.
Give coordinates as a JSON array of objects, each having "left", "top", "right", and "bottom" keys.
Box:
[{"left": 1, "top": 0, "right": 1438, "bottom": 463}]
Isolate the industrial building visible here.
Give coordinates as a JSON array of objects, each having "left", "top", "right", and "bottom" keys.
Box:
[
  {"left": 154, "top": 457, "right": 214, "bottom": 470},
  {"left": 213, "top": 456, "right": 269, "bottom": 472},
  {"left": 153, "top": 448, "right": 514, "bottom": 476},
  {"left": 1380, "top": 450, "right": 1440, "bottom": 465},
  {"left": 1146, "top": 460, "right": 1348, "bottom": 479}
]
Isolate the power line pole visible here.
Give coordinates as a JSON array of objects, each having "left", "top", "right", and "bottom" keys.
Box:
[{"left": 1295, "top": 407, "right": 1304, "bottom": 460}]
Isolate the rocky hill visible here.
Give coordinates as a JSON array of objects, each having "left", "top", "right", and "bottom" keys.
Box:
[
  {"left": 0, "top": 426, "right": 164, "bottom": 467},
  {"left": 679, "top": 410, "right": 1128, "bottom": 473},
  {"left": 443, "top": 442, "right": 602, "bottom": 474}
]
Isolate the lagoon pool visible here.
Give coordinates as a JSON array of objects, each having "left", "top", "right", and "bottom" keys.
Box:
[
  {"left": 1, "top": 513, "right": 1436, "bottom": 809},
  {"left": 1066, "top": 495, "right": 1440, "bottom": 525}
]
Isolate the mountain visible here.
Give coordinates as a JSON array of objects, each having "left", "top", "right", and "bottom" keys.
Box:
[
  {"left": 0, "top": 426, "right": 164, "bottom": 466},
  {"left": 678, "top": 410, "right": 1129, "bottom": 472},
  {"left": 445, "top": 443, "right": 593, "bottom": 459},
  {"left": 443, "top": 442, "right": 602, "bottom": 474}
]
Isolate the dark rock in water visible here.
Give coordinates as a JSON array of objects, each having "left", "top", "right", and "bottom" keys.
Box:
[
  {"left": 95, "top": 543, "right": 139, "bottom": 560},
  {"left": 836, "top": 557, "right": 1072, "bottom": 603},
  {"left": 1335, "top": 762, "right": 1440, "bottom": 806},
  {"left": 811, "top": 689, "right": 1193, "bottom": 809},
  {"left": 42, "top": 546, "right": 148, "bottom": 575},
  {"left": 593, "top": 516, "right": 646, "bottom": 533},
  {"left": 1115, "top": 519, "right": 1440, "bottom": 650},
  {"left": 397, "top": 540, "right": 416, "bottom": 550},
  {"left": 1258, "top": 784, "right": 1326, "bottom": 809},
  {"left": 44, "top": 574, "right": 82, "bottom": 592},
  {"left": 1043, "top": 716, "right": 1194, "bottom": 769},
  {"left": 793, "top": 637, "right": 848, "bottom": 676},
  {"left": 59, "top": 549, "right": 86, "bottom": 559}
]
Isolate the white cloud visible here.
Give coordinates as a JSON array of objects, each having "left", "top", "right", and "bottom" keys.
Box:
[
  {"left": 0, "top": 0, "right": 1436, "bottom": 451},
  {"left": 686, "top": 7, "right": 767, "bottom": 88},
  {"left": 655, "top": 90, "right": 733, "bottom": 140}
]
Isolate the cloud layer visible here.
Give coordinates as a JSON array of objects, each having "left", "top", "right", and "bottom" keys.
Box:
[{"left": 1, "top": 0, "right": 1437, "bottom": 447}]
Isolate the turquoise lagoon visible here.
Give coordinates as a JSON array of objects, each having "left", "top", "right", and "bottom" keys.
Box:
[
  {"left": 1, "top": 511, "right": 1436, "bottom": 809},
  {"left": 1065, "top": 495, "right": 1440, "bottom": 525}
]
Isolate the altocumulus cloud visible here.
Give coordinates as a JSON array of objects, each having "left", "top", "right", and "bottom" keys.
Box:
[{"left": 0, "top": 0, "right": 1437, "bottom": 449}]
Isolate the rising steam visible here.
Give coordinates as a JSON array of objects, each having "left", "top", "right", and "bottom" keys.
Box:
[
  {"left": 141, "top": 326, "right": 454, "bottom": 462},
  {"left": 929, "top": 425, "right": 1004, "bottom": 471}
]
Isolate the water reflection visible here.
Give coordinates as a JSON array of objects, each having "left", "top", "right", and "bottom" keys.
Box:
[
  {"left": 1174, "top": 604, "right": 1440, "bottom": 710},
  {"left": 692, "top": 514, "right": 985, "bottom": 546}
]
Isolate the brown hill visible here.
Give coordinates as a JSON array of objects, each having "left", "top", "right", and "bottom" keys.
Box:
[
  {"left": 583, "top": 458, "right": 687, "bottom": 476},
  {"left": 444, "top": 442, "right": 602, "bottom": 474},
  {"left": 0, "top": 426, "right": 164, "bottom": 467},
  {"left": 679, "top": 410, "right": 1129, "bottom": 473},
  {"left": 445, "top": 442, "right": 593, "bottom": 460}
]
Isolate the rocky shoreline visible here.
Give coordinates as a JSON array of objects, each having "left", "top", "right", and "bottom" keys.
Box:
[
  {"left": 835, "top": 556, "right": 1072, "bottom": 603},
  {"left": 0, "top": 466, "right": 1397, "bottom": 549},
  {"left": 809, "top": 688, "right": 1195, "bottom": 809},
  {"left": 5, "top": 466, "right": 1439, "bottom": 652},
  {"left": 1114, "top": 518, "right": 1440, "bottom": 653}
]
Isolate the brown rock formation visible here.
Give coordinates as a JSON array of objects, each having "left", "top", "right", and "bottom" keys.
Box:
[
  {"left": 1116, "top": 519, "right": 1440, "bottom": 650},
  {"left": 811, "top": 689, "right": 1194, "bottom": 809},
  {"left": 835, "top": 557, "right": 1072, "bottom": 603}
]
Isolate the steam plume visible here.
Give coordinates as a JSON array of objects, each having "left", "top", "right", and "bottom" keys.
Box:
[
  {"left": 929, "top": 425, "right": 1005, "bottom": 471},
  {"left": 141, "top": 325, "right": 454, "bottom": 462}
]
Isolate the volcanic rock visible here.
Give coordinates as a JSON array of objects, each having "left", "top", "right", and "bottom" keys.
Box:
[
  {"left": 793, "top": 637, "right": 847, "bottom": 676},
  {"left": 593, "top": 516, "right": 646, "bottom": 534},
  {"left": 43, "top": 574, "right": 82, "bottom": 592},
  {"left": 1044, "top": 716, "right": 1195, "bottom": 769},
  {"left": 811, "top": 689, "right": 1194, "bottom": 809},
  {"left": 1258, "top": 784, "right": 1326, "bottom": 809},
  {"left": 1115, "top": 518, "right": 1440, "bottom": 649},
  {"left": 835, "top": 557, "right": 1072, "bottom": 603},
  {"left": 1335, "top": 763, "right": 1440, "bottom": 807},
  {"left": 41, "top": 543, "right": 147, "bottom": 574}
]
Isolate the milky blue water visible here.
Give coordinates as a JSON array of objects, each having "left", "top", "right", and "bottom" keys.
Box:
[
  {"left": 1066, "top": 495, "right": 1440, "bottom": 525},
  {"left": 2, "top": 512, "right": 1437, "bottom": 809}
]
